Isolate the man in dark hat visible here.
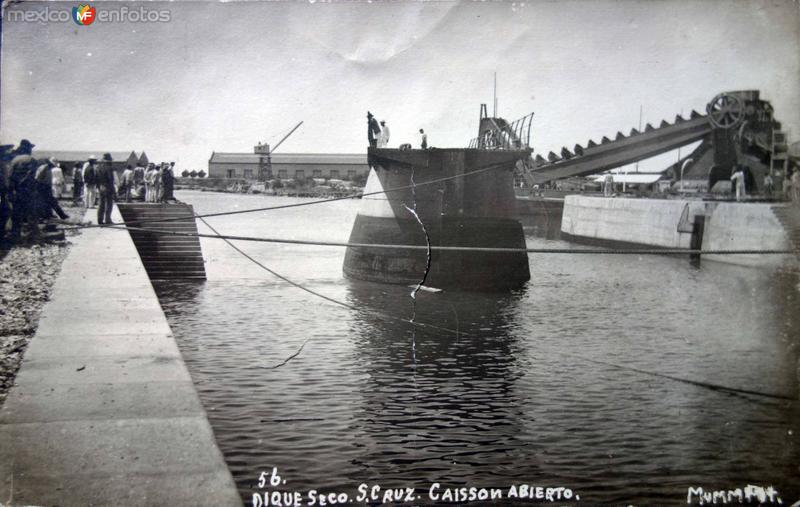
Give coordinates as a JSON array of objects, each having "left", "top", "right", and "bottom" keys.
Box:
[
  {"left": 96, "top": 153, "right": 116, "bottom": 225},
  {"left": 8, "top": 139, "right": 39, "bottom": 239},
  {"left": 367, "top": 111, "right": 381, "bottom": 148},
  {"left": 161, "top": 161, "right": 175, "bottom": 202}
]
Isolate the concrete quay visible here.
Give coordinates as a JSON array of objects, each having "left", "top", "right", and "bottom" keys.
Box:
[
  {"left": 0, "top": 209, "right": 242, "bottom": 506},
  {"left": 560, "top": 195, "right": 797, "bottom": 267}
]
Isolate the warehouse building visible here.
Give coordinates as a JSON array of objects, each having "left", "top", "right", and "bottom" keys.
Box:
[{"left": 208, "top": 149, "right": 369, "bottom": 181}]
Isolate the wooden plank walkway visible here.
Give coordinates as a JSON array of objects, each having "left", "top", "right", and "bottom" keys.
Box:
[
  {"left": 117, "top": 203, "right": 206, "bottom": 280},
  {"left": 0, "top": 207, "right": 241, "bottom": 506}
]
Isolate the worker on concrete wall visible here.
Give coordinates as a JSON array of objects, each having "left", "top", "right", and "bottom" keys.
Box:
[
  {"left": 419, "top": 128, "right": 428, "bottom": 149},
  {"left": 782, "top": 169, "right": 793, "bottom": 201},
  {"left": 96, "top": 153, "right": 116, "bottom": 225},
  {"left": 763, "top": 173, "right": 774, "bottom": 198},
  {"left": 730, "top": 166, "right": 746, "bottom": 201},
  {"left": 603, "top": 174, "right": 614, "bottom": 197}
]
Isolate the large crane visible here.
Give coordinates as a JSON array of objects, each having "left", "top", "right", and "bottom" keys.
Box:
[
  {"left": 256, "top": 121, "right": 303, "bottom": 181},
  {"left": 475, "top": 91, "right": 786, "bottom": 190}
]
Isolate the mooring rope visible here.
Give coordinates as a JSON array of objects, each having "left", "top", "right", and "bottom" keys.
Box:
[
  {"left": 194, "top": 214, "right": 463, "bottom": 344},
  {"left": 175, "top": 215, "right": 798, "bottom": 400},
  {"left": 560, "top": 353, "right": 796, "bottom": 401},
  {"left": 89, "top": 222, "right": 795, "bottom": 255}
]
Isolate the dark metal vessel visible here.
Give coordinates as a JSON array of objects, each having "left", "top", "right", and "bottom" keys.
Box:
[{"left": 343, "top": 146, "right": 532, "bottom": 290}]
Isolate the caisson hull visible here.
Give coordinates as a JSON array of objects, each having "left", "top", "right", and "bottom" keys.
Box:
[{"left": 343, "top": 148, "right": 531, "bottom": 291}]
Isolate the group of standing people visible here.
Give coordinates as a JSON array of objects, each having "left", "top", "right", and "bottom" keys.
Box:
[
  {"left": 366, "top": 111, "right": 391, "bottom": 148},
  {"left": 1, "top": 139, "right": 70, "bottom": 241},
  {"left": 1, "top": 141, "right": 181, "bottom": 240},
  {"left": 730, "top": 164, "right": 800, "bottom": 203},
  {"left": 366, "top": 111, "right": 428, "bottom": 150},
  {"left": 141, "top": 162, "right": 175, "bottom": 203},
  {"left": 72, "top": 159, "right": 175, "bottom": 209}
]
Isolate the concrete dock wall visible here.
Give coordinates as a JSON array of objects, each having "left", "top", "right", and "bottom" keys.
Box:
[
  {"left": 560, "top": 196, "right": 794, "bottom": 267},
  {"left": 561, "top": 196, "right": 711, "bottom": 248},
  {"left": 702, "top": 202, "right": 795, "bottom": 266},
  {"left": 0, "top": 209, "right": 242, "bottom": 506}
]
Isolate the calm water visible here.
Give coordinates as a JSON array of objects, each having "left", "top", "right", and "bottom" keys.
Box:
[{"left": 155, "top": 190, "right": 800, "bottom": 506}]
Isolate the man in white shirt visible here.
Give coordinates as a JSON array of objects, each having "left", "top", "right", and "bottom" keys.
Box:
[
  {"left": 51, "top": 162, "right": 64, "bottom": 198},
  {"left": 603, "top": 174, "right": 614, "bottom": 197},
  {"left": 730, "top": 166, "right": 746, "bottom": 201},
  {"left": 419, "top": 128, "right": 428, "bottom": 149},
  {"left": 378, "top": 121, "right": 390, "bottom": 147}
]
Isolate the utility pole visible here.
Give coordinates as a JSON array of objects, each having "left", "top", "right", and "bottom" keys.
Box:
[
  {"left": 634, "top": 104, "right": 642, "bottom": 174},
  {"left": 493, "top": 72, "right": 497, "bottom": 117}
]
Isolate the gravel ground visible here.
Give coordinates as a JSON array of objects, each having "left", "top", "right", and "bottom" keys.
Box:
[{"left": 0, "top": 203, "right": 85, "bottom": 407}]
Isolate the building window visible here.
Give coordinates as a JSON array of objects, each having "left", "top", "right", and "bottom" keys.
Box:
[
  {"left": 243, "top": 169, "right": 253, "bottom": 179},
  {"left": 295, "top": 169, "right": 305, "bottom": 180},
  {"left": 330, "top": 169, "right": 340, "bottom": 179},
  {"left": 227, "top": 169, "right": 235, "bottom": 178},
  {"left": 347, "top": 170, "right": 356, "bottom": 179},
  {"left": 313, "top": 169, "right": 322, "bottom": 178},
  {"left": 278, "top": 170, "right": 287, "bottom": 179}
]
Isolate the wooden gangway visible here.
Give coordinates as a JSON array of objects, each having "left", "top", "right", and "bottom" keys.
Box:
[{"left": 117, "top": 203, "right": 206, "bottom": 280}]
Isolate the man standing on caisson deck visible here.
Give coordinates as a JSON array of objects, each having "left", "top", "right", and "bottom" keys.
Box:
[{"left": 367, "top": 111, "right": 381, "bottom": 148}]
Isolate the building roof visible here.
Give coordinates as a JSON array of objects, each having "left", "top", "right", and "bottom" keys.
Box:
[
  {"left": 591, "top": 173, "right": 664, "bottom": 184},
  {"left": 32, "top": 150, "right": 136, "bottom": 162},
  {"left": 209, "top": 152, "right": 367, "bottom": 165}
]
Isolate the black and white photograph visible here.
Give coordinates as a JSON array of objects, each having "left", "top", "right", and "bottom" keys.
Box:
[{"left": 1, "top": 1, "right": 799, "bottom": 505}]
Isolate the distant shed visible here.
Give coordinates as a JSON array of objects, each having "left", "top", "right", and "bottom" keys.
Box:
[{"left": 208, "top": 151, "right": 369, "bottom": 181}]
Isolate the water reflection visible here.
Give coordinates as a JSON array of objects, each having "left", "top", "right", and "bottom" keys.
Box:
[{"left": 344, "top": 282, "right": 531, "bottom": 488}]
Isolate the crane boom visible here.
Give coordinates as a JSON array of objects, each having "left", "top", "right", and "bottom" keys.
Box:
[
  {"left": 258, "top": 120, "right": 303, "bottom": 181},
  {"left": 271, "top": 121, "right": 303, "bottom": 154}
]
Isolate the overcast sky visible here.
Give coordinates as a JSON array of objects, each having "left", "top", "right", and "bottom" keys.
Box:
[{"left": 1, "top": 0, "right": 798, "bottom": 170}]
